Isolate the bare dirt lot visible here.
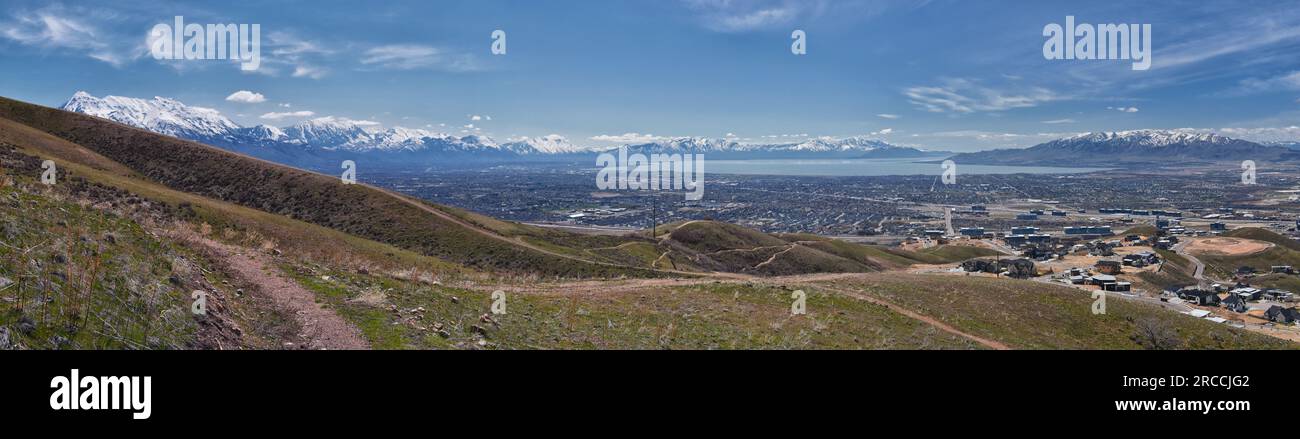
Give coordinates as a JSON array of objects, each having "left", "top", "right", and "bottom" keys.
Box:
[{"left": 1184, "top": 237, "right": 1274, "bottom": 256}]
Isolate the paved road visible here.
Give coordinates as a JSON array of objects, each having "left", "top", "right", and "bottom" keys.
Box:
[
  {"left": 1171, "top": 241, "right": 1209, "bottom": 288},
  {"left": 944, "top": 207, "right": 955, "bottom": 236}
]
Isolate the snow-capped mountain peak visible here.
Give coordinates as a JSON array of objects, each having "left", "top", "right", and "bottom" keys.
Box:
[
  {"left": 240, "top": 124, "right": 287, "bottom": 142},
  {"left": 57, "top": 91, "right": 932, "bottom": 165},
  {"left": 791, "top": 136, "right": 895, "bottom": 152},
  {"left": 282, "top": 117, "right": 378, "bottom": 149},
  {"left": 503, "top": 134, "right": 589, "bottom": 154},
  {"left": 62, "top": 91, "right": 241, "bottom": 139},
  {"left": 1065, "top": 129, "right": 1235, "bottom": 147}
]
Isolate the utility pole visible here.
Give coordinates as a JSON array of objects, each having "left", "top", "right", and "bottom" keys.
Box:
[{"left": 649, "top": 193, "right": 657, "bottom": 240}]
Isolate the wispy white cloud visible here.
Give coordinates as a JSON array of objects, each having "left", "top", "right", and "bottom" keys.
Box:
[
  {"left": 681, "top": 0, "right": 907, "bottom": 33},
  {"left": 683, "top": 0, "right": 803, "bottom": 32},
  {"left": 1155, "top": 9, "right": 1300, "bottom": 71},
  {"left": 590, "top": 132, "right": 669, "bottom": 143},
  {"left": 1107, "top": 106, "right": 1140, "bottom": 113},
  {"left": 876, "top": 113, "right": 900, "bottom": 119},
  {"left": 1063, "top": 6, "right": 1300, "bottom": 94},
  {"left": 1041, "top": 118, "right": 1075, "bottom": 124},
  {"left": 0, "top": 5, "right": 145, "bottom": 66},
  {"left": 291, "top": 64, "right": 326, "bottom": 79},
  {"left": 1228, "top": 71, "right": 1300, "bottom": 95},
  {"left": 904, "top": 78, "right": 1061, "bottom": 113},
  {"left": 360, "top": 44, "right": 481, "bottom": 72},
  {"left": 250, "top": 31, "right": 332, "bottom": 79},
  {"left": 260, "top": 110, "right": 315, "bottom": 120}
]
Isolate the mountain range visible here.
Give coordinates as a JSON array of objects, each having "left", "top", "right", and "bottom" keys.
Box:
[
  {"left": 62, "top": 92, "right": 1299, "bottom": 170},
  {"left": 2, "top": 92, "right": 1295, "bottom": 351},
  {"left": 948, "top": 130, "right": 1299, "bottom": 167},
  {"left": 60, "top": 92, "right": 934, "bottom": 169}
]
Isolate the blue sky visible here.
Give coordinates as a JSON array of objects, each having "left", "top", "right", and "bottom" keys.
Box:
[{"left": 3, "top": 0, "right": 1300, "bottom": 151}]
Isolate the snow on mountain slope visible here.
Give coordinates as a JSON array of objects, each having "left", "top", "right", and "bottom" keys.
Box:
[
  {"left": 1052, "top": 130, "right": 1241, "bottom": 148},
  {"left": 502, "top": 134, "right": 588, "bottom": 154},
  {"left": 788, "top": 136, "right": 898, "bottom": 152},
  {"left": 58, "top": 92, "right": 927, "bottom": 162},
  {"left": 282, "top": 117, "right": 377, "bottom": 149},
  {"left": 62, "top": 91, "right": 241, "bottom": 139},
  {"left": 237, "top": 124, "right": 287, "bottom": 142},
  {"left": 949, "top": 129, "right": 1292, "bottom": 166}
]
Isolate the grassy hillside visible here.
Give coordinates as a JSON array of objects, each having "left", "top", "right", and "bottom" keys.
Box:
[
  {"left": 0, "top": 145, "right": 296, "bottom": 349},
  {"left": 287, "top": 264, "right": 985, "bottom": 349},
  {"left": 1223, "top": 228, "right": 1300, "bottom": 251},
  {"left": 1135, "top": 248, "right": 1197, "bottom": 291},
  {"left": 4, "top": 93, "right": 1288, "bottom": 351},
  {"left": 1250, "top": 273, "right": 1300, "bottom": 292},
  {"left": 1197, "top": 229, "right": 1300, "bottom": 279},
  {"left": 0, "top": 96, "right": 662, "bottom": 279},
  {"left": 585, "top": 222, "right": 1005, "bottom": 276},
  {"left": 282, "top": 264, "right": 1293, "bottom": 349},
  {"left": 826, "top": 274, "right": 1292, "bottom": 349},
  {"left": 901, "top": 245, "right": 1005, "bottom": 264},
  {"left": 1122, "top": 225, "right": 1160, "bottom": 237}
]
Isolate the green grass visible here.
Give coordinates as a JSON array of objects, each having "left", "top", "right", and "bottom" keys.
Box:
[
  {"left": 1201, "top": 247, "right": 1300, "bottom": 279},
  {"left": 0, "top": 96, "right": 665, "bottom": 279},
  {"left": 1250, "top": 273, "right": 1300, "bottom": 293},
  {"left": 1122, "top": 225, "right": 1160, "bottom": 237},
  {"left": 668, "top": 221, "right": 790, "bottom": 254},
  {"left": 1193, "top": 228, "right": 1300, "bottom": 279},
  {"left": 0, "top": 182, "right": 200, "bottom": 349},
  {"left": 1134, "top": 248, "right": 1198, "bottom": 291},
  {"left": 285, "top": 264, "right": 984, "bottom": 349},
  {"left": 826, "top": 274, "right": 1294, "bottom": 349},
  {"left": 905, "top": 245, "right": 1006, "bottom": 264}
]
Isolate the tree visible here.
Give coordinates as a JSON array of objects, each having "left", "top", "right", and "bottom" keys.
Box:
[{"left": 1131, "top": 318, "right": 1183, "bottom": 350}]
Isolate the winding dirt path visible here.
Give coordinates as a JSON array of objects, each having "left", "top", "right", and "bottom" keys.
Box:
[
  {"left": 199, "top": 239, "right": 369, "bottom": 350},
  {"left": 815, "top": 284, "right": 1011, "bottom": 350},
  {"left": 467, "top": 271, "right": 1011, "bottom": 350}
]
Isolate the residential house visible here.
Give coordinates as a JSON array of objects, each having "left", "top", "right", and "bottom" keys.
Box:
[
  {"left": 1264, "top": 306, "right": 1300, "bottom": 324},
  {"left": 1095, "top": 260, "right": 1122, "bottom": 275},
  {"left": 1178, "top": 288, "right": 1221, "bottom": 306},
  {"left": 1222, "top": 293, "right": 1248, "bottom": 313}
]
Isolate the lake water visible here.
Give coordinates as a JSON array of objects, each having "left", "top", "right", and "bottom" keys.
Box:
[{"left": 703, "top": 157, "right": 1107, "bottom": 177}]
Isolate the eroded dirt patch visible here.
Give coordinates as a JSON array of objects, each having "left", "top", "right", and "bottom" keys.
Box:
[{"left": 1184, "top": 237, "right": 1273, "bottom": 256}]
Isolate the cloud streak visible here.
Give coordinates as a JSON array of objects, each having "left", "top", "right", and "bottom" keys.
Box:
[
  {"left": 360, "top": 44, "right": 481, "bottom": 72},
  {"left": 0, "top": 5, "right": 145, "bottom": 66},
  {"left": 260, "top": 110, "right": 315, "bottom": 120},
  {"left": 904, "top": 78, "right": 1061, "bottom": 113}
]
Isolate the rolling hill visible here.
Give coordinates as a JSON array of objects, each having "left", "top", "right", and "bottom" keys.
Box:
[
  {"left": 1198, "top": 228, "right": 1300, "bottom": 278},
  {"left": 600, "top": 220, "right": 1006, "bottom": 276},
  {"left": 1, "top": 94, "right": 1292, "bottom": 350},
  {"left": 0, "top": 95, "right": 670, "bottom": 279}
]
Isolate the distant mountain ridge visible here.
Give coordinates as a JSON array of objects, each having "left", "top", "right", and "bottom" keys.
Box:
[
  {"left": 948, "top": 130, "right": 1296, "bottom": 167},
  {"left": 62, "top": 91, "right": 560, "bottom": 166},
  {"left": 60, "top": 92, "right": 932, "bottom": 168},
  {"left": 618, "top": 135, "right": 936, "bottom": 159}
]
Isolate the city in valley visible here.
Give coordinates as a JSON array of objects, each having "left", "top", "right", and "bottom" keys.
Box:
[
  {"left": 371, "top": 163, "right": 1300, "bottom": 342},
  {"left": 6, "top": 1, "right": 1300, "bottom": 354}
]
